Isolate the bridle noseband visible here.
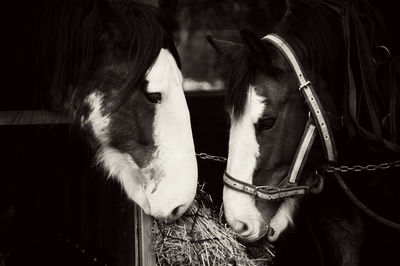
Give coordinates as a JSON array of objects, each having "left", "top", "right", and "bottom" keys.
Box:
[
  {"left": 223, "top": 172, "right": 310, "bottom": 201},
  {"left": 224, "top": 33, "right": 338, "bottom": 201}
]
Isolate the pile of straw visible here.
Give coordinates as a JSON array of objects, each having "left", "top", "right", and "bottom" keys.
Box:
[{"left": 152, "top": 186, "right": 274, "bottom": 266}]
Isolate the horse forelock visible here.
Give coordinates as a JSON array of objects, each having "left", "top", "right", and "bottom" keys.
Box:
[
  {"left": 226, "top": 48, "right": 256, "bottom": 121},
  {"left": 108, "top": 1, "right": 181, "bottom": 96}
]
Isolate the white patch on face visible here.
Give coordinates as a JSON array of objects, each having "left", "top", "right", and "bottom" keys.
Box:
[
  {"left": 268, "top": 198, "right": 297, "bottom": 242},
  {"left": 227, "top": 85, "right": 265, "bottom": 180},
  {"left": 143, "top": 49, "right": 197, "bottom": 219},
  {"left": 83, "top": 92, "right": 110, "bottom": 144},
  {"left": 82, "top": 92, "right": 150, "bottom": 213},
  {"left": 224, "top": 85, "right": 266, "bottom": 239}
]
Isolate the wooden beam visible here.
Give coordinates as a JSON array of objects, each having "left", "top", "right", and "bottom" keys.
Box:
[{"left": 0, "top": 110, "right": 72, "bottom": 125}]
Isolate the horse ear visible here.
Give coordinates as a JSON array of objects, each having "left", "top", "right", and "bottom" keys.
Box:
[
  {"left": 206, "top": 35, "right": 243, "bottom": 62},
  {"left": 240, "top": 29, "right": 283, "bottom": 71},
  {"left": 239, "top": 29, "right": 268, "bottom": 58}
]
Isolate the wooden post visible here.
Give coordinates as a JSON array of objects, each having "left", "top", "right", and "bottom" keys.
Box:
[{"left": 134, "top": 204, "right": 156, "bottom": 266}]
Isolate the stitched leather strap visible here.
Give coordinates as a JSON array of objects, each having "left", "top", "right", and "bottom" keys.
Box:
[
  {"left": 223, "top": 172, "right": 309, "bottom": 201},
  {"left": 263, "top": 33, "right": 338, "bottom": 162},
  {"left": 287, "top": 118, "right": 317, "bottom": 184}
]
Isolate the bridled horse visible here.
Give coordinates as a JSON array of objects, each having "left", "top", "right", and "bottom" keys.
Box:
[
  {"left": 209, "top": 0, "right": 400, "bottom": 265},
  {"left": 8, "top": 0, "right": 198, "bottom": 222}
]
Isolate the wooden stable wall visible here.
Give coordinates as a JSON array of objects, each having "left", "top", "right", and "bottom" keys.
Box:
[
  {"left": 0, "top": 123, "right": 143, "bottom": 266},
  {"left": 0, "top": 93, "right": 228, "bottom": 266}
]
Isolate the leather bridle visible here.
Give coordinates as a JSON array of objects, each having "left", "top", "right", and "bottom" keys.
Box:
[{"left": 223, "top": 33, "right": 338, "bottom": 201}]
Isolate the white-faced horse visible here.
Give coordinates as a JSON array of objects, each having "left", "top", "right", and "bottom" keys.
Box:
[
  {"left": 12, "top": 0, "right": 198, "bottom": 222},
  {"left": 209, "top": 0, "right": 400, "bottom": 265}
]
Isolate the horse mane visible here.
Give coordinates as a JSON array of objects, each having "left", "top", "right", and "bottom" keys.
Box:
[
  {"left": 279, "top": 0, "right": 345, "bottom": 93},
  {"left": 227, "top": 0, "right": 400, "bottom": 152},
  {"left": 225, "top": 48, "right": 255, "bottom": 119},
  {"left": 31, "top": 0, "right": 180, "bottom": 111}
]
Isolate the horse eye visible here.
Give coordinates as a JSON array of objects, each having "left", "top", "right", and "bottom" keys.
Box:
[
  {"left": 145, "top": 92, "right": 161, "bottom": 104},
  {"left": 256, "top": 117, "right": 276, "bottom": 131}
]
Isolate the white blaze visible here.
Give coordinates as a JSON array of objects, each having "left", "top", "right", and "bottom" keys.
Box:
[
  {"left": 224, "top": 86, "right": 265, "bottom": 240},
  {"left": 144, "top": 49, "right": 197, "bottom": 218}
]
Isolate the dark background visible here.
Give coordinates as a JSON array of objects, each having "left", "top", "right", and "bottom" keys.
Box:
[{"left": 1, "top": 0, "right": 399, "bottom": 266}]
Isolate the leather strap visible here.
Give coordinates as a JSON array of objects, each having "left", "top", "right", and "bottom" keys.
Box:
[
  {"left": 342, "top": 2, "right": 400, "bottom": 152},
  {"left": 287, "top": 118, "right": 317, "bottom": 184},
  {"left": 223, "top": 172, "right": 309, "bottom": 201},
  {"left": 223, "top": 118, "right": 320, "bottom": 200},
  {"left": 263, "top": 34, "right": 338, "bottom": 162}
]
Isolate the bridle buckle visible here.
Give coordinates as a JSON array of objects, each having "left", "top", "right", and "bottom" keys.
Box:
[{"left": 299, "top": 80, "right": 311, "bottom": 90}]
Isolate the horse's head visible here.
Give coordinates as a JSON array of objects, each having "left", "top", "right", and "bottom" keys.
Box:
[
  {"left": 208, "top": 24, "right": 342, "bottom": 241},
  {"left": 209, "top": 4, "right": 400, "bottom": 263},
  {"left": 56, "top": 1, "right": 197, "bottom": 222}
]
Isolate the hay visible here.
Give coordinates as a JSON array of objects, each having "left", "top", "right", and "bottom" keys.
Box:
[{"left": 152, "top": 186, "right": 274, "bottom": 266}]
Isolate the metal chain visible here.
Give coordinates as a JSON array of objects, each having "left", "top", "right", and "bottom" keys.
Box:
[
  {"left": 324, "top": 159, "right": 400, "bottom": 173},
  {"left": 196, "top": 152, "right": 400, "bottom": 174},
  {"left": 196, "top": 153, "right": 227, "bottom": 163}
]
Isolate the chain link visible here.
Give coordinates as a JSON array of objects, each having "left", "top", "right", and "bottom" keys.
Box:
[
  {"left": 196, "top": 152, "right": 400, "bottom": 174},
  {"left": 196, "top": 152, "right": 227, "bottom": 163},
  {"left": 324, "top": 159, "right": 400, "bottom": 173}
]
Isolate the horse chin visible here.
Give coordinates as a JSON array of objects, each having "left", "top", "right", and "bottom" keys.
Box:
[
  {"left": 266, "top": 197, "right": 298, "bottom": 242},
  {"left": 237, "top": 227, "right": 269, "bottom": 243}
]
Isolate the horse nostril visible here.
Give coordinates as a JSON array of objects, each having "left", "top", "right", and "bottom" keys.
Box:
[
  {"left": 234, "top": 221, "right": 250, "bottom": 235},
  {"left": 268, "top": 226, "right": 275, "bottom": 237},
  {"left": 239, "top": 222, "right": 248, "bottom": 234},
  {"left": 165, "top": 204, "right": 185, "bottom": 223},
  {"left": 268, "top": 226, "right": 280, "bottom": 242},
  {"left": 171, "top": 205, "right": 182, "bottom": 217}
]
